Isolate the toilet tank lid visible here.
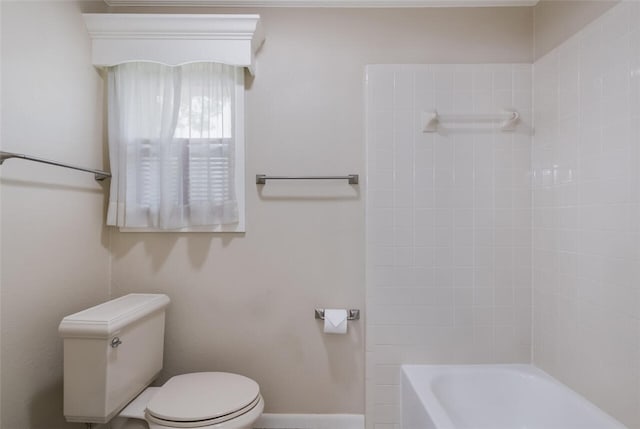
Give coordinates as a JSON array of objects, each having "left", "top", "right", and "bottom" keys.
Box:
[{"left": 59, "top": 294, "right": 170, "bottom": 339}]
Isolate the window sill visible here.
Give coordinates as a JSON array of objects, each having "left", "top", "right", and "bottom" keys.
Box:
[{"left": 119, "top": 222, "right": 245, "bottom": 233}]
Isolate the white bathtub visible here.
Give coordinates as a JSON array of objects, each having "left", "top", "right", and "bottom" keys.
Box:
[{"left": 401, "top": 365, "right": 625, "bottom": 429}]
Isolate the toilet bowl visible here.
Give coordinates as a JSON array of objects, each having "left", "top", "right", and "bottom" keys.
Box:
[
  {"left": 112, "top": 373, "right": 264, "bottom": 429},
  {"left": 59, "top": 294, "right": 264, "bottom": 429}
]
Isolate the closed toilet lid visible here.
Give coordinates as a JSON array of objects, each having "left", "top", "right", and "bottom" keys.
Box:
[{"left": 146, "top": 372, "right": 260, "bottom": 423}]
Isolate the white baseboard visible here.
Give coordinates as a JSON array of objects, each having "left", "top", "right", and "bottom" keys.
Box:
[{"left": 254, "top": 413, "right": 364, "bottom": 429}]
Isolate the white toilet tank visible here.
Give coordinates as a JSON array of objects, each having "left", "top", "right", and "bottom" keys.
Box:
[{"left": 59, "top": 294, "right": 170, "bottom": 424}]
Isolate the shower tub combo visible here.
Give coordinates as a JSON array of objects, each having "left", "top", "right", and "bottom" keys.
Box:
[{"left": 401, "top": 365, "right": 625, "bottom": 429}]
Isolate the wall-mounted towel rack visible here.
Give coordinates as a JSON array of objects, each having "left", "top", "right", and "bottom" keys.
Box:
[
  {"left": 256, "top": 174, "right": 359, "bottom": 185},
  {"left": 422, "top": 109, "right": 520, "bottom": 133},
  {"left": 0, "top": 151, "right": 111, "bottom": 182}
]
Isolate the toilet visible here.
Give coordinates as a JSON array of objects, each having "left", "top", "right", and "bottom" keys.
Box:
[{"left": 58, "top": 294, "right": 264, "bottom": 429}]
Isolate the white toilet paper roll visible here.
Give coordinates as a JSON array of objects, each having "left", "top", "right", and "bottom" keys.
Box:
[{"left": 323, "top": 309, "right": 348, "bottom": 334}]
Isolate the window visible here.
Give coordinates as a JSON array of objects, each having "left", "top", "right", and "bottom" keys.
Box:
[{"left": 106, "top": 62, "right": 245, "bottom": 232}]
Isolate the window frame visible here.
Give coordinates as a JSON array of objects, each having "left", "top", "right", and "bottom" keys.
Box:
[{"left": 120, "top": 67, "right": 246, "bottom": 233}]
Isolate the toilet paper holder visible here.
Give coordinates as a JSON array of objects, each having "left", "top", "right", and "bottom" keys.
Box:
[{"left": 315, "top": 309, "right": 360, "bottom": 321}]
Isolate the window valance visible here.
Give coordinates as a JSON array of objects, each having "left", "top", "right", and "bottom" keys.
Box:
[{"left": 82, "top": 14, "right": 264, "bottom": 75}]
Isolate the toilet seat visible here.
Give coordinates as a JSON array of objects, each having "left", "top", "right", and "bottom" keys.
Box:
[
  {"left": 144, "top": 372, "right": 261, "bottom": 429},
  {"left": 146, "top": 395, "right": 262, "bottom": 428}
]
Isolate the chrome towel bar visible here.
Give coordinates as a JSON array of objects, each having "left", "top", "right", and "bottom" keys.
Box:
[
  {"left": 0, "top": 151, "right": 111, "bottom": 182},
  {"left": 256, "top": 174, "right": 358, "bottom": 185}
]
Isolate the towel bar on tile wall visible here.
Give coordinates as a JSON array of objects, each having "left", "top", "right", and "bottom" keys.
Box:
[
  {"left": 422, "top": 110, "right": 520, "bottom": 133},
  {"left": 315, "top": 309, "right": 360, "bottom": 321},
  {"left": 256, "top": 174, "right": 359, "bottom": 185}
]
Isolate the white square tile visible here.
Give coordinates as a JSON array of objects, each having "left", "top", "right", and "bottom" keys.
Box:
[
  {"left": 368, "top": 68, "right": 395, "bottom": 110},
  {"left": 394, "top": 70, "right": 414, "bottom": 110},
  {"left": 473, "top": 70, "right": 493, "bottom": 92},
  {"left": 434, "top": 67, "right": 454, "bottom": 92},
  {"left": 493, "top": 69, "right": 513, "bottom": 91},
  {"left": 454, "top": 70, "right": 473, "bottom": 92}
]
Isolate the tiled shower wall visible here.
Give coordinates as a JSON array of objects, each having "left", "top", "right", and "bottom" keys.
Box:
[
  {"left": 532, "top": 2, "right": 640, "bottom": 427},
  {"left": 365, "top": 64, "right": 532, "bottom": 429}
]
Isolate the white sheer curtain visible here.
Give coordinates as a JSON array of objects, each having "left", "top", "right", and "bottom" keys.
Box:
[{"left": 107, "top": 62, "right": 239, "bottom": 229}]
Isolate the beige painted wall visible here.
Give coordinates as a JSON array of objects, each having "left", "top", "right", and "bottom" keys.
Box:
[
  {"left": 108, "top": 6, "right": 533, "bottom": 414},
  {"left": 533, "top": 0, "right": 620, "bottom": 59},
  {"left": 0, "top": 2, "right": 110, "bottom": 428}
]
